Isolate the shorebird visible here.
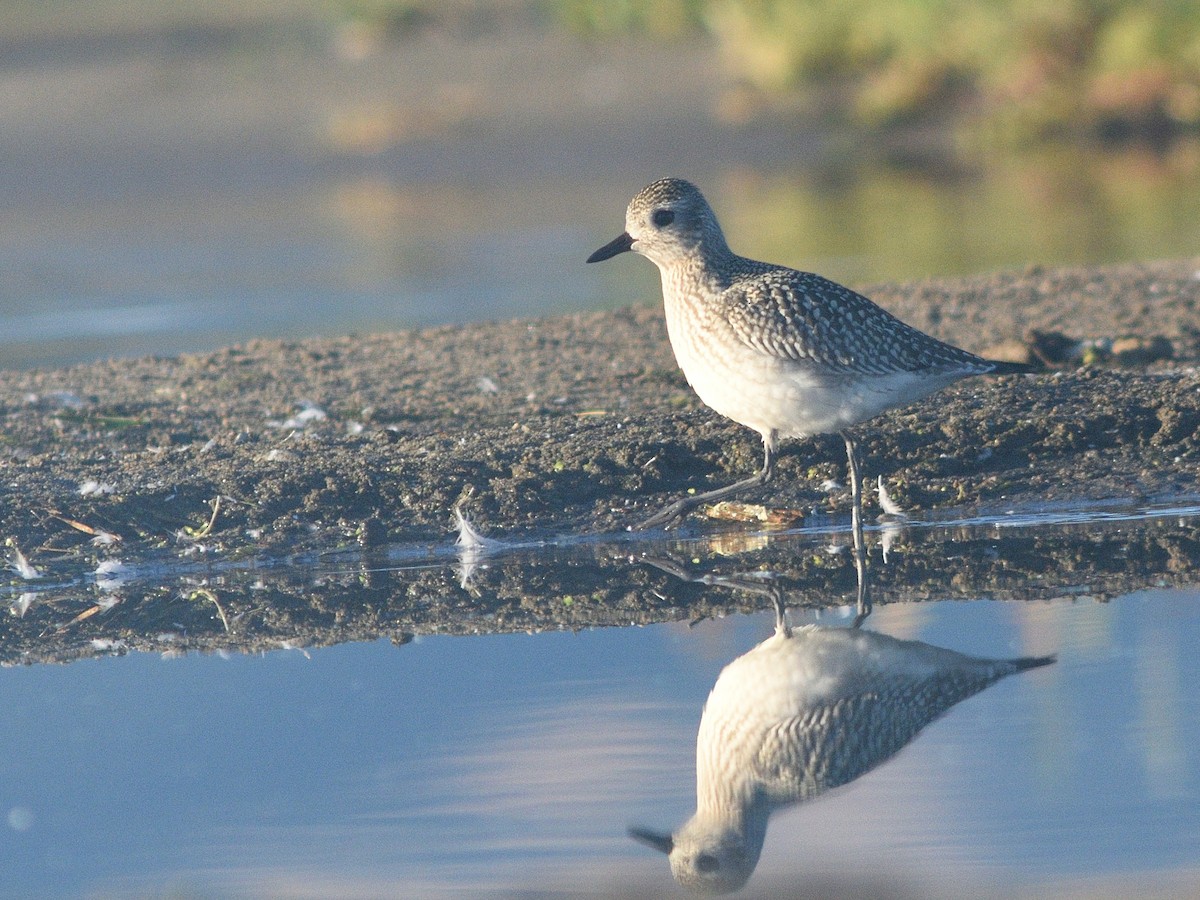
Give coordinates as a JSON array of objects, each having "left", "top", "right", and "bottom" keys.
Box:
[
  {"left": 587, "top": 178, "right": 1032, "bottom": 530},
  {"left": 630, "top": 619, "right": 1054, "bottom": 894}
]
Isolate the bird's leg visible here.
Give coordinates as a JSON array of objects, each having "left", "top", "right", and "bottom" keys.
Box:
[
  {"left": 843, "top": 432, "right": 872, "bottom": 628},
  {"left": 770, "top": 584, "right": 790, "bottom": 636},
  {"left": 639, "top": 433, "right": 777, "bottom": 530}
]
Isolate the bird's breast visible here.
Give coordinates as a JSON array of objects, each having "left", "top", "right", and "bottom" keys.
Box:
[{"left": 662, "top": 289, "right": 954, "bottom": 438}]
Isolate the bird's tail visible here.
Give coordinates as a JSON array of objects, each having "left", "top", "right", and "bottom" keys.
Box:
[
  {"left": 1011, "top": 654, "right": 1056, "bottom": 672},
  {"left": 987, "top": 359, "right": 1039, "bottom": 375}
]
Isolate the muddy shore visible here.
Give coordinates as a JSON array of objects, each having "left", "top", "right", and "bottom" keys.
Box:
[
  {"left": 4, "top": 258, "right": 1200, "bottom": 662},
  {"left": 5, "top": 257, "right": 1200, "bottom": 547}
]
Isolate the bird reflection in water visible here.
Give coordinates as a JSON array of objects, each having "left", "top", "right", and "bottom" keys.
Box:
[{"left": 632, "top": 560, "right": 1054, "bottom": 895}]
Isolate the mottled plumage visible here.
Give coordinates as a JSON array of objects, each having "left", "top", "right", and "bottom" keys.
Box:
[
  {"left": 631, "top": 623, "right": 1054, "bottom": 895},
  {"left": 723, "top": 268, "right": 990, "bottom": 374},
  {"left": 588, "top": 177, "right": 1031, "bottom": 528}
]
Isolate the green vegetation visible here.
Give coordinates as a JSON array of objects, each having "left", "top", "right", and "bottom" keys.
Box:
[
  {"left": 550, "top": 0, "right": 1200, "bottom": 144},
  {"left": 320, "top": 0, "right": 1200, "bottom": 143},
  {"left": 550, "top": 0, "right": 706, "bottom": 35},
  {"left": 12, "top": 1, "right": 1200, "bottom": 143},
  {"left": 711, "top": 144, "right": 1200, "bottom": 286}
]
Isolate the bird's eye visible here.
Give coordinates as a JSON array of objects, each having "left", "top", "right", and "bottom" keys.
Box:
[
  {"left": 696, "top": 854, "right": 719, "bottom": 873},
  {"left": 652, "top": 208, "right": 675, "bottom": 228}
]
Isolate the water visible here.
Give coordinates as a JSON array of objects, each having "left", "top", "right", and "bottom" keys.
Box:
[
  {"left": 3, "top": 9, "right": 1200, "bottom": 370},
  {"left": 3, "top": 590, "right": 1198, "bottom": 897},
  {"left": 3, "top": 508, "right": 1199, "bottom": 897},
  {"left": 7, "top": 153, "right": 1200, "bottom": 371}
]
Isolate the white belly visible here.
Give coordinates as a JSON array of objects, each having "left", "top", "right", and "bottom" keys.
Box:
[{"left": 669, "top": 312, "right": 958, "bottom": 438}]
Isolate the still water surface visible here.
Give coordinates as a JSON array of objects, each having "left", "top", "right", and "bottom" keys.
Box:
[
  {"left": 5, "top": 149, "right": 1200, "bottom": 370},
  {"left": 3, "top": 522, "right": 1198, "bottom": 898}
]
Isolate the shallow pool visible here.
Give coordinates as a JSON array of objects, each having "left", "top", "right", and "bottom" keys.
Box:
[{"left": 3, "top": 508, "right": 1198, "bottom": 898}]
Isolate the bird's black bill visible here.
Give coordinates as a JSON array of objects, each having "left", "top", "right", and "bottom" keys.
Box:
[
  {"left": 586, "top": 231, "right": 634, "bottom": 263},
  {"left": 628, "top": 826, "right": 674, "bottom": 855}
]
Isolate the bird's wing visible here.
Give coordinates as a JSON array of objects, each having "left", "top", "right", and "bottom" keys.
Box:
[
  {"left": 722, "top": 269, "right": 989, "bottom": 375},
  {"left": 746, "top": 695, "right": 903, "bottom": 803},
  {"left": 746, "top": 667, "right": 1024, "bottom": 804}
]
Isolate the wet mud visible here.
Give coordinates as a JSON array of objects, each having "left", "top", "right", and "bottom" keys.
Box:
[{"left": 3, "top": 258, "right": 1200, "bottom": 662}]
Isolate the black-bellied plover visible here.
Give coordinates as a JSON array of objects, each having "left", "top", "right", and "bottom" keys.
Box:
[
  {"left": 630, "top": 620, "right": 1053, "bottom": 894},
  {"left": 587, "top": 177, "right": 1033, "bottom": 529}
]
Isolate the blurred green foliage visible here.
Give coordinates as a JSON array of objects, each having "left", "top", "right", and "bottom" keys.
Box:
[
  {"left": 550, "top": 0, "right": 706, "bottom": 35},
  {"left": 14, "top": 0, "right": 1199, "bottom": 143},
  {"left": 547, "top": 0, "right": 1200, "bottom": 143},
  {"left": 710, "top": 143, "right": 1200, "bottom": 286}
]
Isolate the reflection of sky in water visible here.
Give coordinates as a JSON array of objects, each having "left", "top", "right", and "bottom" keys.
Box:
[
  {"left": 4, "top": 150, "right": 1200, "bottom": 369},
  {"left": 0, "top": 183, "right": 626, "bottom": 368},
  {"left": 2, "top": 591, "right": 1197, "bottom": 897}
]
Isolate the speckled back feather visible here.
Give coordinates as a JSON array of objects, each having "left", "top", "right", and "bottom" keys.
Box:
[{"left": 722, "top": 268, "right": 996, "bottom": 376}]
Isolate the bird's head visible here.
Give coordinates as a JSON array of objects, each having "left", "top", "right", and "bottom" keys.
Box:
[
  {"left": 587, "top": 177, "right": 728, "bottom": 270},
  {"left": 630, "top": 818, "right": 759, "bottom": 896}
]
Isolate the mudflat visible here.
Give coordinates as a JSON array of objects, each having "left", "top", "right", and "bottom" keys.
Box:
[
  {"left": 3, "top": 257, "right": 1199, "bottom": 558},
  {"left": 4, "top": 258, "right": 1200, "bottom": 663}
]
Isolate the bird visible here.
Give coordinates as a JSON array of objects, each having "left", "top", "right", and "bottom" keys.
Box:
[
  {"left": 630, "top": 619, "right": 1055, "bottom": 894},
  {"left": 587, "top": 177, "right": 1033, "bottom": 529}
]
